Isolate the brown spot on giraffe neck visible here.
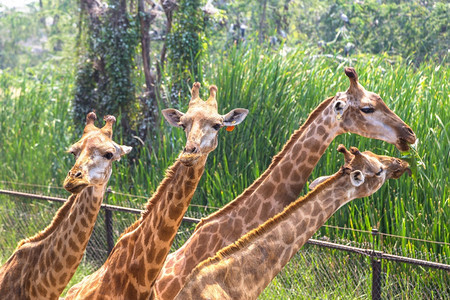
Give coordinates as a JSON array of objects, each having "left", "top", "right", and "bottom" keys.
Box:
[
  {"left": 68, "top": 238, "right": 80, "bottom": 252},
  {"left": 281, "top": 223, "right": 294, "bottom": 245},
  {"left": 169, "top": 203, "right": 184, "bottom": 220},
  {"left": 37, "top": 283, "right": 47, "bottom": 297},
  {"left": 118, "top": 250, "right": 128, "bottom": 268},
  {"left": 156, "top": 248, "right": 168, "bottom": 265},
  {"left": 49, "top": 272, "right": 57, "bottom": 286},
  {"left": 316, "top": 125, "right": 326, "bottom": 136},
  {"left": 312, "top": 201, "right": 322, "bottom": 216},
  {"left": 306, "top": 126, "right": 316, "bottom": 138},
  {"left": 125, "top": 282, "right": 138, "bottom": 299},
  {"left": 80, "top": 217, "right": 88, "bottom": 228},
  {"left": 290, "top": 170, "right": 302, "bottom": 182},
  {"left": 77, "top": 231, "right": 86, "bottom": 243},
  {"left": 66, "top": 254, "right": 77, "bottom": 267},
  {"left": 158, "top": 224, "right": 175, "bottom": 242},
  {"left": 296, "top": 151, "right": 307, "bottom": 164},
  {"left": 130, "top": 256, "right": 146, "bottom": 286},
  {"left": 31, "top": 286, "right": 38, "bottom": 297},
  {"left": 307, "top": 154, "right": 319, "bottom": 165},
  {"left": 69, "top": 210, "right": 77, "bottom": 225},
  {"left": 54, "top": 260, "right": 63, "bottom": 273},
  {"left": 147, "top": 268, "right": 160, "bottom": 283},
  {"left": 184, "top": 180, "right": 196, "bottom": 195},
  {"left": 257, "top": 181, "right": 275, "bottom": 198},
  {"left": 175, "top": 190, "right": 183, "bottom": 200},
  {"left": 272, "top": 168, "right": 281, "bottom": 183},
  {"left": 187, "top": 167, "right": 195, "bottom": 178},
  {"left": 257, "top": 202, "right": 270, "bottom": 224},
  {"left": 306, "top": 138, "right": 320, "bottom": 151},
  {"left": 281, "top": 162, "right": 293, "bottom": 179}
]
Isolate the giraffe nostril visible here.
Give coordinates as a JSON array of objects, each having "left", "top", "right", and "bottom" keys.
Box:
[
  {"left": 75, "top": 171, "right": 82, "bottom": 178},
  {"left": 406, "top": 127, "right": 414, "bottom": 135},
  {"left": 184, "top": 146, "right": 199, "bottom": 154}
]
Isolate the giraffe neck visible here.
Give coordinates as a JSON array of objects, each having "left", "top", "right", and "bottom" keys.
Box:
[
  {"left": 155, "top": 97, "right": 343, "bottom": 299},
  {"left": 65, "top": 156, "right": 208, "bottom": 299},
  {"left": 176, "top": 172, "right": 351, "bottom": 299},
  {"left": 0, "top": 184, "right": 106, "bottom": 299}
]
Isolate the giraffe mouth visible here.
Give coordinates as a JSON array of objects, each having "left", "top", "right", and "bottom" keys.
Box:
[
  {"left": 396, "top": 138, "right": 411, "bottom": 152},
  {"left": 64, "top": 178, "right": 90, "bottom": 194},
  {"left": 179, "top": 153, "right": 202, "bottom": 166},
  {"left": 391, "top": 167, "right": 412, "bottom": 179}
]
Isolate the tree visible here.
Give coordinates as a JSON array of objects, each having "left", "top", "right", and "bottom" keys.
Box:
[{"left": 166, "top": 0, "right": 205, "bottom": 102}]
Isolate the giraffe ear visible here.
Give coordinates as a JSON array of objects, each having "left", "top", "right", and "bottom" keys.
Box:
[
  {"left": 112, "top": 144, "right": 132, "bottom": 161},
  {"left": 350, "top": 170, "right": 365, "bottom": 187},
  {"left": 333, "top": 98, "right": 348, "bottom": 117},
  {"left": 119, "top": 145, "right": 133, "bottom": 156},
  {"left": 309, "top": 175, "right": 331, "bottom": 190},
  {"left": 222, "top": 108, "right": 249, "bottom": 126},
  {"left": 162, "top": 109, "right": 185, "bottom": 127}
]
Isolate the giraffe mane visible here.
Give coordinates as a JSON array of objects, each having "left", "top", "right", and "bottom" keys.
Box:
[
  {"left": 194, "top": 96, "right": 335, "bottom": 230},
  {"left": 118, "top": 160, "right": 181, "bottom": 238},
  {"left": 189, "top": 169, "right": 344, "bottom": 276},
  {"left": 16, "top": 193, "right": 78, "bottom": 248}
]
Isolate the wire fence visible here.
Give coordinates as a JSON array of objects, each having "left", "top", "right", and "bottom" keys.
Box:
[{"left": 0, "top": 186, "right": 448, "bottom": 299}]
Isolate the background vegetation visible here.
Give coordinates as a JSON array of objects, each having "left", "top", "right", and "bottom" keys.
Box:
[{"left": 0, "top": 0, "right": 448, "bottom": 296}]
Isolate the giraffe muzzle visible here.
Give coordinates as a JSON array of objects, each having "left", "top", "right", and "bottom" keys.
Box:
[
  {"left": 396, "top": 126, "right": 416, "bottom": 152},
  {"left": 64, "top": 170, "right": 90, "bottom": 194},
  {"left": 179, "top": 152, "right": 202, "bottom": 166}
]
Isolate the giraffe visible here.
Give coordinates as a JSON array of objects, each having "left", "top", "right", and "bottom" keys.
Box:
[
  {"left": 174, "top": 145, "right": 411, "bottom": 299},
  {"left": 0, "top": 112, "right": 132, "bottom": 299},
  {"left": 155, "top": 67, "right": 417, "bottom": 299},
  {"left": 64, "top": 83, "right": 249, "bottom": 299}
]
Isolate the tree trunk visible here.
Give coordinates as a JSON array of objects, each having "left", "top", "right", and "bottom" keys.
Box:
[
  {"left": 157, "top": 0, "right": 177, "bottom": 82},
  {"left": 259, "top": 0, "right": 267, "bottom": 44},
  {"left": 137, "top": 0, "right": 159, "bottom": 145}
]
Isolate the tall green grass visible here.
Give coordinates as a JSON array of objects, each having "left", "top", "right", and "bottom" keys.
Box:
[{"left": 0, "top": 46, "right": 448, "bottom": 260}]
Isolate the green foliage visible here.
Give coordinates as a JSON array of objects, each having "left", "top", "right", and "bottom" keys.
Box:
[
  {"left": 73, "top": 0, "right": 139, "bottom": 138},
  {"left": 167, "top": 0, "right": 205, "bottom": 101},
  {"left": 313, "top": 0, "right": 449, "bottom": 64},
  {"left": 209, "top": 0, "right": 448, "bottom": 65},
  {"left": 0, "top": 0, "right": 77, "bottom": 69}
]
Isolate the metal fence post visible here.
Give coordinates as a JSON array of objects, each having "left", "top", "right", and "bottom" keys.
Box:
[
  {"left": 371, "top": 228, "right": 381, "bottom": 300},
  {"left": 105, "top": 187, "right": 114, "bottom": 255}
]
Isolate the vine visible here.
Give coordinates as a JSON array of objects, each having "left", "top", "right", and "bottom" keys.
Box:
[
  {"left": 167, "top": 0, "right": 205, "bottom": 102},
  {"left": 73, "top": 0, "right": 139, "bottom": 142}
]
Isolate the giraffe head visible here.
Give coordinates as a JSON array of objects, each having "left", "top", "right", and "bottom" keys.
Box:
[
  {"left": 63, "top": 112, "right": 132, "bottom": 194},
  {"left": 310, "top": 145, "right": 411, "bottom": 198},
  {"left": 332, "top": 67, "right": 416, "bottom": 151},
  {"left": 162, "top": 82, "right": 248, "bottom": 166}
]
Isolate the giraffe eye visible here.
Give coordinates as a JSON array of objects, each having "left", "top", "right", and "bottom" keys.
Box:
[
  {"left": 212, "top": 123, "right": 222, "bottom": 131},
  {"left": 375, "top": 168, "right": 383, "bottom": 176},
  {"left": 103, "top": 152, "right": 114, "bottom": 160},
  {"left": 360, "top": 107, "right": 375, "bottom": 114}
]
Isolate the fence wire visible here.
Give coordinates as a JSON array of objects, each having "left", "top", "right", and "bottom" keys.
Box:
[{"left": 0, "top": 190, "right": 448, "bottom": 299}]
